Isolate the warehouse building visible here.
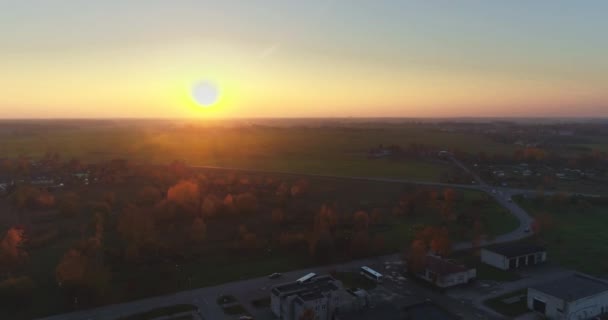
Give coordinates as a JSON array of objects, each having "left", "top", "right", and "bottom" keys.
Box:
[
  {"left": 527, "top": 273, "right": 608, "bottom": 319},
  {"left": 481, "top": 243, "right": 546, "bottom": 270}
]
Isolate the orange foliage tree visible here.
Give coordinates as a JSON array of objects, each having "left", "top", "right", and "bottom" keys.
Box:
[{"left": 0, "top": 227, "right": 28, "bottom": 274}]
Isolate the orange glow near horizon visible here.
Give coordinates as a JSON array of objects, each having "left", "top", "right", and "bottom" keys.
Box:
[{"left": 2, "top": 1, "right": 608, "bottom": 118}]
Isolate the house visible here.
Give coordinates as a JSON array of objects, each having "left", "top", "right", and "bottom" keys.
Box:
[
  {"left": 415, "top": 255, "right": 476, "bottom": 288},
  {"left": 271, "top": 275, "right": 348, "bottom": 320},
  {"left": 527, "top": 273, "right": 608, "bottom": 320},
  {"left": 481, "top": 243, "right": 546, "bottom": 270}
]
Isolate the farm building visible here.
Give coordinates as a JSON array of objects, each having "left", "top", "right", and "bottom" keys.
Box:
[
  {"left": 527, "top": 273, "right": 608, "bottom": 320},
  {"left": 415, "top": 254, "right": 476, "bottom": 288},
  {"left": 481, "top": 243, "right": 546, "bottom": 270}
]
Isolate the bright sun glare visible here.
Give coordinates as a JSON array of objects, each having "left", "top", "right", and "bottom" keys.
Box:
[{"left": 192, "top": 81, "right": 220, "bottom": 107}]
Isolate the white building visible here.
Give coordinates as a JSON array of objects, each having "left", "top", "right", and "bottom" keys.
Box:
[
  {"left": 528, "top": 273, "right": 608, "bottom": 320},
  {"left": 271, "top": 275, "right": 348, "bottom": 320},
  {"left": 481, "top": 243, "right": 546, "bottom": 270},
  {"left": 415, "top": 255, "right": 476, "bottom": 288}
]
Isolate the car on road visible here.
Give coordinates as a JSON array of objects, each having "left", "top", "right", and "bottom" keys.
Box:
[
  {"left": 239, "top": 316, "right": 254, "bottom": 320},
  {"left": 524, "top": 227, "right": 531, "bottom": 233},
  {"left": 268, "top": 272, "right": 282, "bottom": 279}
]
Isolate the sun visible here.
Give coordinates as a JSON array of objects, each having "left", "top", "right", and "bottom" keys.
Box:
[{"left": 191, "top": 81, "right": 220, "bottom": 107}]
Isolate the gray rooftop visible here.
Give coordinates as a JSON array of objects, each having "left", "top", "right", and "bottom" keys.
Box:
[
  {"left": 531, "top": 273, "right": 608, "bottom": 302},
  {"left": 271, "top": 275, "right": 338, "bottom": 296},
  {"left": 485, "top": 243, "right": 545, "bottom": 258}
]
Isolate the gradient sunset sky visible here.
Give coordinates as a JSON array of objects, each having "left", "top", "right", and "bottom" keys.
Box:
[{"left": 1, "top": 0, "right": 607, "bottom": 118}]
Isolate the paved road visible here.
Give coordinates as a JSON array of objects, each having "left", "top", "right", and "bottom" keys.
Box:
[{"left": 40, "top": 162, "right": 569, "bottom": 320}]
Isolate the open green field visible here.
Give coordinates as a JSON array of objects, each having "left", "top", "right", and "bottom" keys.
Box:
[
  {"left": 515, "top": 195, "right": 608, "bottom": 275},
  {"left": 0, "top": 122, "right": 517, "bottom": 181}
]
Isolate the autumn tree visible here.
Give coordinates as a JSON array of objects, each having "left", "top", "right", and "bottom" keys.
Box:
[
  {"left": 190, "top": 217, "right": 207, "bottom": 242},
  {"left": 415, "top": 226, "right": 451, "bottom": 256},
  {"left": 57, "top": 192, "right": 80, "bottom": 217},
  {"left": 236, "top": 225, "right": 257, "bottom": 251},
  {"left": 223, "top": 194, "right": 236, "bottom": 214},
  {"left": 271, "top": 208, "right": 285, "bottom": 226},
  {"left": 531, "top": 212, "right": 554, "bottom": 235},
  {"left": 406, "top": 239, "right": 427, "bottom": 273},
  {"left": 137, "top": 186, "right": 162, "bottom": 206},
  {"left": 370, "top": 208, "right": 384, "bottom": 225},
  {"left": 235, "top": 192, "right": 258, "bottom": 214},
  {"left": 350, "top": 230, "right": 370, "bottom": 258},
  {"left": 276, "top": 182, "right": 290, "bottom": 197},
  {"left": 443, "top": 188, "right": 457, "bottom": 203},
  {"left": 353, "top": 211, "right": 370, "bottom": 232},
  {"left": 201, "top": 194, "right": 221, "bottom": 218},
  {"left": 102, "top": 191, "right": 116, "bottom": 208},
  {"left": 429, "top": 227, "right": 452, "bottom": 256},
  {"left": 56, "top": 247, "right": 111, "bottom": 304},
  {"left": 290, "top": 179, "right": 310, "bottom": 197},
  {"left": 167, "top": 180, "right": 200, "bottom": 211},
  {"left": 117, "top": 205, "right": 155, "bottom": 261},
  {"left": 0, "top": 227, "right": 28, "bottom": 275}
]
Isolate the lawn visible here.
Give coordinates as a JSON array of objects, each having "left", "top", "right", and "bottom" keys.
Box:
[
  {"left": 484, "top": 289, "right": 529, "bottom": 317},
  {"left": 515, "top": 195, "right": 608, "bottom": 275}
]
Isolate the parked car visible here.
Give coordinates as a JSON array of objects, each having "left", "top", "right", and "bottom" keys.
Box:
[{"left": 268, "top": 272, "right": 282, "bottom": 279}]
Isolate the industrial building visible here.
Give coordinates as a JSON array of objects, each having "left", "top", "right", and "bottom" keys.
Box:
[
  {"left": 481, "top": 243, "right": 546, "bottom": 270},
  {"left": 527, "top": 273, "right": 608, "bottom": 320}
]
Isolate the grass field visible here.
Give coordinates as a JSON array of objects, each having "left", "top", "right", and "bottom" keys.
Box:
[
  {"left": 515, "top": 195, "right": 608, "bottom": 275},
  {"left": 0, "top": 122, "right": 517, "bottom": 181}
]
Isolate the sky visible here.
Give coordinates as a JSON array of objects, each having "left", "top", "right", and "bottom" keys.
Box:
[{"left": 1, "top": 0, "right": 607, "bottom": 118}]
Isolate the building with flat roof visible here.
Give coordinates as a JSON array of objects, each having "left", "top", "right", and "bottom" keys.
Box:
[
  {"left": 481, "top": 243, "right": 546, "bottom": 270},
  {"left": 527, "top": 273, "right": 608, "bottom": 319},
  {"left": 271, "top": 275, "right": 346, "bottom": 320},
  {"left": 415, "top": 255, "right": 476, "bottom": 288}
]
